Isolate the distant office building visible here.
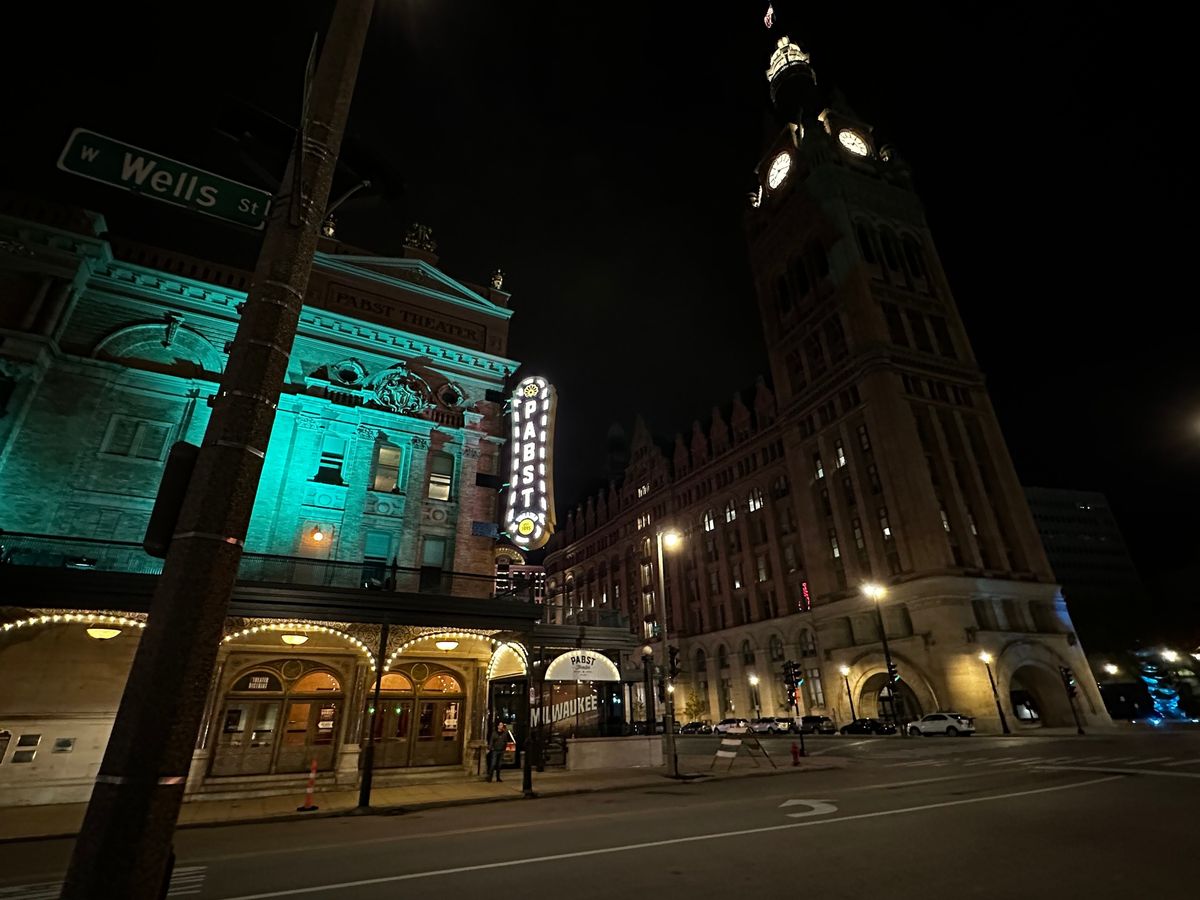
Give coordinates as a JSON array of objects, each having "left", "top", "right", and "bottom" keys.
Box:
[{"left": 1024, "top": 487, "right": 1149, "bottom": 649}]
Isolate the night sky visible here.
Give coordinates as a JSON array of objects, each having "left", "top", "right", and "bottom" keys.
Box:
[{"left": 3, "top": 3, "right": 1195, "bottom": 641}]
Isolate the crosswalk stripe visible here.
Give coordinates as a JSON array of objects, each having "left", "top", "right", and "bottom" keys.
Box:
[
  {"left": 1164, "top": 759, "right": 1200, "bottom": 767},
  {"left": 1130, "top": 757, "right": 1173, "bottom": 765},
  {"left": 0, "top": 866, "right": 205, "bottom": 899}
]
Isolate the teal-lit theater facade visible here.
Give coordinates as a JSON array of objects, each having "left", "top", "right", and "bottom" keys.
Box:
[{"left": 0, "top": 196, "right": 641, "bottom": 806}]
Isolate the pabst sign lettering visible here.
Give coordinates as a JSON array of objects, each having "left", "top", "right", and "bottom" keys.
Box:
[
  {"left": 544, "top": 649, "right": 621, "bottom": 682},
  {"left": 505, "top": 376, "right": 557, "bottom": 550}
]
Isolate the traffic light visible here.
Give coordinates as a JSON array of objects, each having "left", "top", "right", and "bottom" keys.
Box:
[
  {"left": 782, "top": 660, "right": 797, "bottom": 690},
  {"left": 887, "top": 660, "right": 900, "bottom": 683},
  {"left": 1059, "top": 666, "right": 1078, "bottom": 699},
  {"left": 668, "top": 645, "right": 680, "bottom": 680}
]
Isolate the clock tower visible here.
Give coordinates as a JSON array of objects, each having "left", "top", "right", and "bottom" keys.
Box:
[{"left": 746, "top": 33, "right": 1109, "bottom": 726}]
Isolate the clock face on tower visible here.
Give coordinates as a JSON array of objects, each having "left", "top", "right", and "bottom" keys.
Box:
[
  {"left": 766, "top": 151, "right": 792, "bottom": 189},
  {"left": 838, "top": 130, "right": 869, "bottom": 157}
]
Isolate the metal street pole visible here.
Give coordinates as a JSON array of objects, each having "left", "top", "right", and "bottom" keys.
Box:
[
  {"left": 358, "top": 620, "right": 389, "bottom": 808},
  {"left": 655, "top": 530, "right": 680, "bottom": 777},
  {"left": 642, "top": 648, "right": 655, "bottom": 736},
  {"left": 982, "top": 658, "right": 1011, "bottom": 736},
  {"left": 872, "top": 599, "right": 905, "bottom": 737},
  {"left": 841, "top": 670, "right": 857, "bottom": 722},
  {"left": 60, "top": 3, "right": 375, "bottom": 896},
  {"left": 1060, "top": 667, "right": 1086, "bottom": 736}
]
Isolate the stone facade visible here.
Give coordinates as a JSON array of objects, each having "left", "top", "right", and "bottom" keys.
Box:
[
  {"left": 544, "top": 37, "right": 1110, "bottom": 734},
  {"left": 0, "top": 193, "right": 526, "bottom": 803}
]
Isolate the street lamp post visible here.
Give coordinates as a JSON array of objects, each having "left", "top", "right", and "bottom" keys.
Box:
[
  {"left": 838, "top": 665, "right": 857, "bottom": 723},
  {"left": 655, "top": 528, "right": 683, "bottom": 777},
  {"left": 978, "top": 652, "right": 1011, "bottom": 736},
  {"left": 749, "top": 674, "right": 761, "bottom": 719},
  {"left": 60, "top": 3, "right": 376, "bottom": 897},
  {"left": 641, "top": 644, "right": 655, "bottom": 737},
  {"left": 863, "top": 583, "right": 905, "bottom": 737}
]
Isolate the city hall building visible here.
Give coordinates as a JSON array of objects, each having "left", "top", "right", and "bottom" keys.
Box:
[
  {"left": 545, "top": 36, "right": 1111, "bottom": 735},
  {"left": 0, "top": 194, "right": 635, "bottom": 807}
]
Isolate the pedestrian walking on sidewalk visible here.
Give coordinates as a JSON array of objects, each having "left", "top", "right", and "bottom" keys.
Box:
[{"left": 486, "top": 721, "right": 511, "bottom": 782}]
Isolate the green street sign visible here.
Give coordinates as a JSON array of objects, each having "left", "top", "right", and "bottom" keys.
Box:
[{"left": 57, "top": 128, "right": 272, "bottom": 229}]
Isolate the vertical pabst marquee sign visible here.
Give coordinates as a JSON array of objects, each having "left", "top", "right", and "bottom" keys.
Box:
[{"left": 505, "top": 376, "right": 557, "bottom": 550}]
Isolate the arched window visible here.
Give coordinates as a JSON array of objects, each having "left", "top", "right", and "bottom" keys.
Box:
[
  {"left": 902, "top": 236, "right": 927, "bottom": 280},
  {"left": 724, "top": 500, "right": 738, "bottom": 524},
  {"left": 695, "top": 649, "right": 708, "bottom": 673},
  {"left": 748, "top": 487, "right": 765, "bottom": 512},
  {"left": 855, "top": 222, "right": 877, "bottom": 264},
  {"left": 703, "top": 509, "right": 716, "bottom": 532},
  {"left": 423, "top": 673, "right": 462, "bottom": 693},
  {"left": 717, "top": 645, "right": 729, "bottom": 669},
  {"left": 768, "top": 634, "right": 785, "bottom": 661},
  {"left": 740, "top": 640, "right": 756, "bottom": 665},
  {"left": 788, "top": 256, "right": 811, "bottom": 299},
  {"left": 776, "top": 274, "right": 792, "bottom": 315},
  {"left": 879, "top": 229, "right": 901, "bottom": 272},
  {"left": 378, "top": 672, "right": 414, "bottom": 691},
  {"left": 799, "top": 629, "right": 817, "bottom": 657},
  {"left": 293, "top": 671, "right": 341, "bottom": 693},
  {"left": 806, "top": 240, "right": 830, "bottom": 281}
]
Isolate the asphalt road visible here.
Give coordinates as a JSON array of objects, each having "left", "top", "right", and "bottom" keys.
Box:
[{"left": 2, "top": 730, "right": 1197, "bottom": 899}]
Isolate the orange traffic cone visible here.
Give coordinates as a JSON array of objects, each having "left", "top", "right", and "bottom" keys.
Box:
[{"left": 296, "top": 757, "right": 319, "bottom": 811}]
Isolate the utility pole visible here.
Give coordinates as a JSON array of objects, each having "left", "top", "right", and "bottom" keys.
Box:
[{"left": 60, "top": 3, "right": 375, "bottom": 896}]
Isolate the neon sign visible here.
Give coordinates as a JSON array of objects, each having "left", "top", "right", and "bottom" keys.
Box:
[{"left": 505, "top": 375, "right": 556, "bottom": 550}]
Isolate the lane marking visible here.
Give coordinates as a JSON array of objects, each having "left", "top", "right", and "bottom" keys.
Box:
[
  {"left": 1164, "top": 759, "right": 1200, "bottom": 767},
  {"left": 839, "top": 771, "right": 1037, "bottom": 792},
  {"left": 1035, "top": 765, "right": 1200, "bottom": 779},
  {"left": 779, "top": 799, "right": 838, "bottom": 818},
  {"left": 215, "top": 777, "right": 1122, "bottom": 899},
  {"left": 1130, "top": 757, "right": 1173, "bottom": 765}
]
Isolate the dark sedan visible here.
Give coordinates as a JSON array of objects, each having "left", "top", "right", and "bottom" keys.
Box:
[
  {"left": 680, "top": 721, "right": 713, "bottom": 734},
  {"left": 839, "top": 717, "right": 898, "bottom": 735}
]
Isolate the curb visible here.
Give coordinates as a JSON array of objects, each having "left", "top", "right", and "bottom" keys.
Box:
[{"left": 0, "top": 758, "right": 846, "bottom": 844}]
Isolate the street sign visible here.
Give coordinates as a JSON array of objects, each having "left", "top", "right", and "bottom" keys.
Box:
[{"left": 56, "top": 128, "right": 272, "bottom": 229}]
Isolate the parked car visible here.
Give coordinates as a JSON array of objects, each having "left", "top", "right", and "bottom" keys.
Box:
[
  {"left": 839, "top": 717, "right": 898, "bottom": 736},
  {"left": 798, "top": 715, "right": 837, "bottom": 735},
  {"left": 713, "top": 717, "right": 750, "bottom": 734},
  {"left": 750, "top": 716, "right": 796, "bottom": 734},
  {"left": 680, "top": 721, "right": 713, "bottom": 734},
  {"left": 908, "top": 712, "right": 976, "bottom": 737}
]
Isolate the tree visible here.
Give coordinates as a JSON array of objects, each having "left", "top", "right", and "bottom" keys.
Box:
[{"left": 683, "top": 692, "right": 708, "bottom": 721}]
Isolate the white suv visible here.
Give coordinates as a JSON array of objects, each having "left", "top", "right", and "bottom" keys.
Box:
[
  {"left": 713, "top": 717, "right": 750, "bottom": 734},
  {"left": 908, "top": 712, "right": 976, "bottom": 737}
]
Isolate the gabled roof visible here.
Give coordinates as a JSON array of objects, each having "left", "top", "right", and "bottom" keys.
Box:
[{"left": 315, "top": 253, "right": 515, "bottom": 321}]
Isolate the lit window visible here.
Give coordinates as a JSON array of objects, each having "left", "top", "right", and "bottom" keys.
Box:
[
  {"left": 636, "top": 513, "right": 651, "bottom": 531},
  {"left": 940, "top": 508, "right": 951, "bottom": 532},
  {"left": 878, "top": 506, "right": 892, "bottom": 540},
  {"left": 814, "top": 454, "right": 825, "bottom": 480},
  {"left": 703, "top": 509, "right": 716, "bottom": 532},
  {"left": 828, "top": 529, "right": 840, "bottom": 559},
  {"left": 372, "top": 445, "right": 402, "bottom": 492},
  {"left": 835, "top": 440, "right": 846, "bottom": 469},
  {"left": 732, "top": 562, "right": 744, "bottom": 590},
  {"left": 427, "top": 451, "right": 453, "bottom": 501},
  {"left": 725, "top": 500, "right": 738, "bottom": 523},
  {"left": 756, "top": 554, "right": 770, "bottom": 583},
  {"left": 748, "top": 487, "right": 765, "bottom": 512},
  {"left": 637, "top": 483, "right": 650, "bottom": 498}
]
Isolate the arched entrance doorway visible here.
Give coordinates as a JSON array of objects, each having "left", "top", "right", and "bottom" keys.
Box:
[
  {"left": 859, "top": 672, "right": 923, "bottom": 726},
  {"left": 365, "top": 665, "right": 466, "bottom": 767},
  {"left": 1009, "top": 663, "right": 1075, "bottom": 727},
  {"left": 211, "top": 662, "right": 345, "bottom": 776}
]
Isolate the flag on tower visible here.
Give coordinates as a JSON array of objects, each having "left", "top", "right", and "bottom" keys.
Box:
[{"left": 764, "top": 4, "right": 775, "bottom": 28}]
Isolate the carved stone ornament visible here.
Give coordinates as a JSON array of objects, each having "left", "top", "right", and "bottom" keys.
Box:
[
  {"left": 411, "top": 436, "right": 430, "bottom": 450},
  {"left": 329, "top": 358, "right": 367, "bottom": 387},
  {"left": 490, "top": 269, "right": 504, "bottom": 290},
  {"left": 370, "top": 362, "right": 433, "bottom": 415},
  {"left": 403, "top": 223, "right": 437, "bottom": 253}
]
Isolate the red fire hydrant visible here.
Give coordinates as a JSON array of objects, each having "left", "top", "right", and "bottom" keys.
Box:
[{"left": 791, "top": 742, "right": 801, "bottom": 766}]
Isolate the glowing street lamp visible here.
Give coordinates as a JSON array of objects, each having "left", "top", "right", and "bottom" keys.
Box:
[
  {"left": 838, "top": 665, "right": 857, "bottom": 722},
  {"left": 655, "top": 528, "right": 685, "bottom": 777},
  {"left": 1162, "top": 649, "right": 1180, "bottom": 663},
  {"left": 749, "top": 674, "right": 761, "bottom": 718},
  {"left": 1102, "top": 663, "right": 1120, "bottom": 676},
  {"left": 978, "top": 651, "right": 1011, "bottom": 735},
  {"left": 861, "top": 582, "right": 904, "bottom": 736}
]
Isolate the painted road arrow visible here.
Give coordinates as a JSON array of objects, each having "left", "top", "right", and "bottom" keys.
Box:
[{"left": 778, "top": 798, "right": 838, "bottom": 818}]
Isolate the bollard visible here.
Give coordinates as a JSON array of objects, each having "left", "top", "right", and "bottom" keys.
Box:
[
  {"left": 296, "top": 757, "right": 320, "bottom": 812},
  {"left": 790, "top": 741, "right": 801, "bottom": 766}
]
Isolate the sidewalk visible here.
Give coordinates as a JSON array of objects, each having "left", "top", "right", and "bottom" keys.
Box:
[{"left": 0, "top": 753, "right": 846, "bottom": 842}]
